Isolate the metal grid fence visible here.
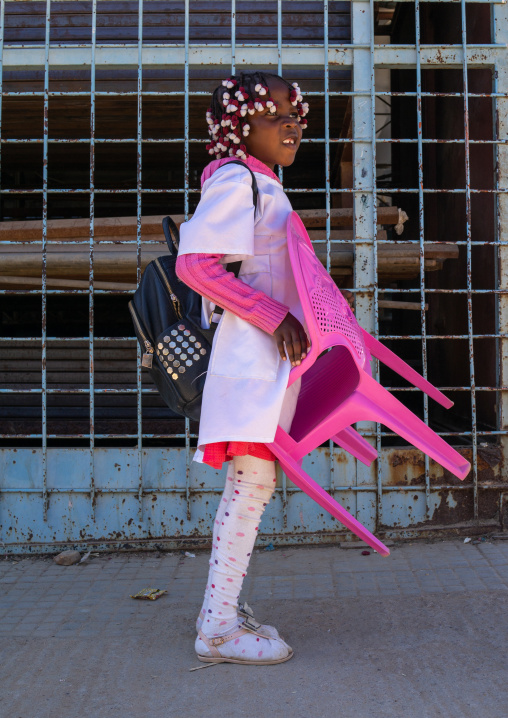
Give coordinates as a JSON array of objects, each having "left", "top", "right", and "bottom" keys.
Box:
[{"left": 1, "top": 0, "right": 507, "bottom": 552}]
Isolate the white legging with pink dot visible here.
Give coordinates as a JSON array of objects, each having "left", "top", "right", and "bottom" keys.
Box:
[{"left": 200, "top": 454, "right": 277, "bottom": 637}]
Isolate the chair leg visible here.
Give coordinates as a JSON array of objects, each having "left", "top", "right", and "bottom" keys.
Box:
[
  {"left": 332, "top": 427, "right": 377, "bottom": 466},
  {"left": 357, "top": 375, "right": 471, "bottom": 480},
  {"left": 361, "top": 328, "right": 453, "bottom": 409},
  {"left": 267, "top": 441, "right": 391, "bottom": 556}
]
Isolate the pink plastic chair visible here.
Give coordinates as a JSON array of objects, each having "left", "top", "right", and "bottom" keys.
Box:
[{"left": 265, "top": 212, "right": 471, "bottom": 557}]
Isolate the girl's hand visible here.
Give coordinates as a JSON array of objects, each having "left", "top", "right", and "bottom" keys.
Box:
[{"left": 274, "top": 313, "right": 310, "bottom": 367}]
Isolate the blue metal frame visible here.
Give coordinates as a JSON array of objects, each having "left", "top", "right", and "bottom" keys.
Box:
[{"left": 0, "top": 0, "right": 507, "bottom": 552}]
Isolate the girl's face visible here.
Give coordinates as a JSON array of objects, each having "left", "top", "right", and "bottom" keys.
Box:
[{"left": 243, "top": 78, "right": 303, "bottom": 171}]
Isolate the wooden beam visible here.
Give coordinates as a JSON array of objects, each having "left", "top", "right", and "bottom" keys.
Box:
[{"left": 0, "top": 207, "right": 408, "bottom": 241}]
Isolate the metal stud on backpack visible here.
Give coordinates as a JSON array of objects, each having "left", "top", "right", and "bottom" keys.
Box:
[{"left": 128, "top": 160, "right": 258, "bottom": 421}]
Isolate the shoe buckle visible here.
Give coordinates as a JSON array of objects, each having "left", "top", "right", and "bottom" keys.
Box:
[
  {"left": 242, "top": 616, "right": 262, "bottom": 633},
  {"left": 238, "top": 601, "right": 255, "bottom": 619},
  {"left": 210, "top": 636, "right": 227, "bottom": 647}
]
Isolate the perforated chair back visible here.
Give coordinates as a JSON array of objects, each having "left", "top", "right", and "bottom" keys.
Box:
[{"left": 287, "top": 211, "right": 367, "bottom": 367}]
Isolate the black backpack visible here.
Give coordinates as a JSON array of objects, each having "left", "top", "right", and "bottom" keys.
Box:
[{"left": 128, "top": 160, "right": 258, "bottom": 421}]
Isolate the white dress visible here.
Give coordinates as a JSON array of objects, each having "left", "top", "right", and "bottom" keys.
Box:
[{"left": 178, "top": 161, "right": 303, "bottom": 457}]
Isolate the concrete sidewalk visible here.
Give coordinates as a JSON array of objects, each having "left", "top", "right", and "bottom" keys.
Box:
[{"left": 1, "top": 538, "right": 508, "bottom": 718}]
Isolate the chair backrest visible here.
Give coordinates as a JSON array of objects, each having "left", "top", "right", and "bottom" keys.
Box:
[{"left": 287, "top": 211, "right": 367, "bottom": 368}]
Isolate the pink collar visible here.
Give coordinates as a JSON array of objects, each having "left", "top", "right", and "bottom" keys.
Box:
[{"left": 200, "top": 155, "right": 282, "bottom": 188}]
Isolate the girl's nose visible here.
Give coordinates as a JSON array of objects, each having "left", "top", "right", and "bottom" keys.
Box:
[{"left": 283, "top": 116, "right": 299, "bottom": 127}]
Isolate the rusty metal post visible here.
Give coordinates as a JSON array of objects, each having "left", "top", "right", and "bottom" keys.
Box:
[
  {"left": 493, "top": 2, "right": 508, "bottom": 499},
  {"left": 352, "top": 0, "right": 378, "bottom": 524}
]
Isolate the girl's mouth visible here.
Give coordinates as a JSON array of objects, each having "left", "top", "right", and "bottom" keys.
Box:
[{"left": 282, "top": 138, "right": 297, "bottom": 148}]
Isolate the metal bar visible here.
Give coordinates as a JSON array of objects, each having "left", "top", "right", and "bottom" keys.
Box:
[
  {"left": 276, "top": 0, "right": 287, "bottom": 528},
  {"left": 0, "top": 483, "right": 504, "bottom": 496},
  {"left": 369, "top": 0, "right": 383, "bottom": 530},
  {"left": 0, "top": 0, "right": 4, "bottom": 216},
  {"left": 0, "top": 385, "right": 506, "bottom": 394},
  {"left": 277, "top": 0, "right": 283, "bottom": 185},
  {"left": 4, "top": 186, "right": 508, "bottom": 194},
  {"left": 4, "top": 90, "right": 508, "bottom": 100},
  {"left": 4, "top": 240, "right": 508, "bottom": 248},
  {"left": 41, "top": 0, "right": 50, "bottom": 520},
  {"left": 1, "top": 485, "right": 505, "bottom": 501},
  {"left": 231, "top": 0, "right": 235, "bottom": 74},
  {"left": 5, "top": 137, "right": 508, "bottom": 146},
  {"left": 493, "top": 2, "right": 508, "bottom": 514},
  {"left": 0, "top": 429, "right": 503, "bottom": 440},
  {"left": 136, "top": 0, "right": 144, "bottom": 523},
  {"left": 0, "top": 0, "right": 3, "bottom": 539},
  {"left": 461, "top": 0, "right": 479, "bottom": 520},
  {"left": 5, "top": 187, "right": 508, "bottom": 194},
  {"left": 415, "top": 0, "right": 431, "bottom": 520},
  {"left": 3, "top": 330, "right": 506, "bottom": 341},
  {"left": 184, "top": 0, "right": 191, "bottom": 521},
  {"left": 0, "top": 385, "right": 503, "bottom": 395},
  {"left": 324, "top": 0, "right": 336, "bottom": 499},
  {"left": 88, "top": 0, "right": 97, "bottom": 521},
  {"left": 3, "top": 44, "right": 505, "bottom": 72},
  {"left": 5, "top": 90, "right": 508, "bottom": 98}
]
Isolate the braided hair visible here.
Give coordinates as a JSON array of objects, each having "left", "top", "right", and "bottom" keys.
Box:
[{"left": 205, "top": 71, "right": 309, "bottom": 160}]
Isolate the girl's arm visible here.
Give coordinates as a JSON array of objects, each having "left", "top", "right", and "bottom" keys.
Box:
[{"left": 176, "top": 252, "right": 289, "bottom": 335}]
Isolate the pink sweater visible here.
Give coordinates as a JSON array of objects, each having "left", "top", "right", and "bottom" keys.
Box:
[
  {"left": 175, "top": 253, "right": 289, "bottom": 335},
  {"left": 176, "top": 155, "right": 289, "bottom": 335}
]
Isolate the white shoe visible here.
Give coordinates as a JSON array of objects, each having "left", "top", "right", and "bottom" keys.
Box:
[{"left": 195, "top": 626, "right": 293, "bottom": 665}]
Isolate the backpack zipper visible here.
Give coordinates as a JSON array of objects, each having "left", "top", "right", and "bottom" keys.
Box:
[
  {"left": 154, "top": 258, "right": 182, "bottom": 319},
  {"left": 128, "top": 301, "right": 154, "bottom": 369}
]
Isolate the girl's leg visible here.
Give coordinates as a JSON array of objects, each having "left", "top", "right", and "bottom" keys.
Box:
[
  {"left": 196, "top": 461, "right": 235, "bottom": 630},
  {"left": 195, "top": 454, "right": 290, "bottom": 662},
  {"left": 197, "top": 460, "right": 280, "bottom": 637}
]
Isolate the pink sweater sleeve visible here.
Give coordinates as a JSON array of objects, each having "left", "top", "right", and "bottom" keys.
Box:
[{"left": 175, "top": 253, "right": 289, "bottom": 335}]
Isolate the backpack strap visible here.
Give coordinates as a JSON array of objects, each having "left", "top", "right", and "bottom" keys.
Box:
[
  {"left": 161, "top": 159, "right": 259, "bottom": 324},
  {"left": 162, "top": 159, "right": 258, "bottom": 260},
  {"left": 225, "top": 159, "right": 259, "bottom": 214}
]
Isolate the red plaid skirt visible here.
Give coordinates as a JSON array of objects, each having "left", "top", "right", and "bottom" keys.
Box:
[{"left": 202, "top": 441, "right": 276, "bottom": 470}]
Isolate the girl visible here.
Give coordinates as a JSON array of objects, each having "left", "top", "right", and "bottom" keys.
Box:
[{"left": 176, "top": 71, "right": 311, "bottom": 665}]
